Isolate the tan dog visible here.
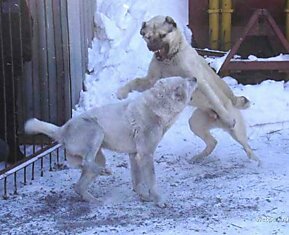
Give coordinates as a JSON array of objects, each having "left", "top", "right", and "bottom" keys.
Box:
[
  {"left": 25, "top": 76, "right": 197, "bottom": 207},
  {"left": 117, "top": 16, "right": 260, "bottom": 165}
]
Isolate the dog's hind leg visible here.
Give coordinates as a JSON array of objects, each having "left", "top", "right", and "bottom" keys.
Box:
[
  {"left": 74, "top": 158, "right": 102, "bottom": 202},
  {"left": 96, "top": 150, "right": 112, "bottom": 176},
  {"left": 197, "top": 81, "right": 235, "bottom": 128},
  {"left": 188, "top": 109, "right": 217, "bottom": 163},
  {"left": 74, "top": 131, "right": 105, "bottom": 202},
  {"left": 228, "top": 117, "right": 261, "bottom": 166}
]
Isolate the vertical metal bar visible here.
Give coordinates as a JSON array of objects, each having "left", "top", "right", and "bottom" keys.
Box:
[
  {"left": 31, "top": 162, "right": 35, "bottom": 180},
  {"left": 24, "top": 166, "right": 27, "bottom": 185},
  {"left": 40, "top": 157, "right": 44, "bottom": 177},
  {"left": 49, "top": 152, "right": 52, "bottom": 171},
  {"left": 64, "top": 148, "right": 67, "bottom": 161},
  {"left": 14, "top": 172, "right": 17, "bottom": 194},
  {"left": 23, "top": 144, "right": 27, "bottom": 156},
  {"left": 56, "top": 147, "right": 59, "bottom": 163},
  {"left": 3, "top": 177, "right": 8, "bottom": 199}
]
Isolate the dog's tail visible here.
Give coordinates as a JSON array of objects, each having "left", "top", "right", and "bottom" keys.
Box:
[
  {"left": 25, "top": 118, "right": 60, "bottom": 140},
  {"left": 233, "top": 96, "right": 251, "bottom": 109}
]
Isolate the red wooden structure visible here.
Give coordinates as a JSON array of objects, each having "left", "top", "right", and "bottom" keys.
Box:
[
  {"left": 219, "top": 9, "right": 289, "bottom": 73},
  {"left": 189, "top": 0, "right": 289, "bottom": 83},
  {"left": 189, "top": 0, "right": 287, "bottom": 50}
]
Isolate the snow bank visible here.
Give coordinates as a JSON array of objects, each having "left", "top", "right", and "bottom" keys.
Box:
[
  {"left": 206, "top": 53, "right": 289, "bottom": 73},
  {"left": 223, "top": 77, "right": 289, "bottom": 128}
]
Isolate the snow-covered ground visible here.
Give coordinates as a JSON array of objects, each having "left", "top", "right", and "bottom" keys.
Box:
[{"left": 1, "top": 0, "right": 289, "bottom": 234}]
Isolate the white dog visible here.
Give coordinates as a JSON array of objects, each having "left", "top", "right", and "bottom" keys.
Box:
[
  {"left": 117, "top": 16, "right": 260, "bottom": 165},
  {"left": 25, "top": 76, "right": 197, "bottom": 207}
]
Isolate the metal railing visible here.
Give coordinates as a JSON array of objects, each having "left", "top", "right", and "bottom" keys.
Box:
[
  {"left": 0, "top": 0, "right": 95, "bottom": 199},
  {"left": 0, "top": 142, "right": 66, "bottom": 199}
]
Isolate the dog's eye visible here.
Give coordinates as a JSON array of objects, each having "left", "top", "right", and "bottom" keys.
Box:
[{"left": 160, "top": 33, "right": 167, "bottom": 39}]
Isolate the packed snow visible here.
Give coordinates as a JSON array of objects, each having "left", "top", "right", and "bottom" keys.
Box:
[
  {"left": 206, "top": 53, "right": 289, "bottom": 73},
  {"left": 1, "top": 0, "right": 289, "bottom": 234}
]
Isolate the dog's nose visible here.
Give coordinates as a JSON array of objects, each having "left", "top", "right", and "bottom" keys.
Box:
[
  {"left": 147, "top": 43, "right": 158, "bottom": 51},
  {"left": 189, "top": 77, "right": 197, "bottom": 82}
]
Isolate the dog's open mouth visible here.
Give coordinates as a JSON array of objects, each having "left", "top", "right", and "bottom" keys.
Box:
[
  {"left": 154, "top": 48, "right": 167, "bottom": 61},
  {"left": 149, "top": 44, "right": 170, "bottom": 61}
]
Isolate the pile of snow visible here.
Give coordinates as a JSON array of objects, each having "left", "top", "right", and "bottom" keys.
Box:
[
  {"left": 206, "top": 53, "right": 289, "bottom": 73},
  {"left": 241, "top": 54, "right": 289, "bottom": 61}
]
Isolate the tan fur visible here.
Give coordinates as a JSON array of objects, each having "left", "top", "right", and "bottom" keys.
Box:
[{"left": 117, "top": 15, "right": 259, "bottom": 165}]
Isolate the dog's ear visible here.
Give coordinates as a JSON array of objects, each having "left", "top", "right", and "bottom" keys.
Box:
[
  {"left": 174, "top": 86, "right": 186, "bottom": 102},
  {"left": 140, "top": 21, "right": 146, "bottom": 36},
  {"left": 165, "top": 16, "right": 177, "bottom": 28}
]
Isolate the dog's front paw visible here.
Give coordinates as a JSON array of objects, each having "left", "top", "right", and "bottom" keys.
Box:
[
  {"left": 116, "top": 86, "right": 129, "bottom": 100},
  {"left": 153, "top": 195, "right": 167, "bottom": 208},
  {"left": 136, "top": 183, "right": 151, "bottom": 202},
  {"left": 155, "top": 200, "right": 167, "bottom": 208}
]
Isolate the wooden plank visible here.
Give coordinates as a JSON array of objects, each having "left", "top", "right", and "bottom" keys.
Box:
[
  {"left": 17, "top": 0, "right": 34, "bottom": 134},
  {"left": 87, "top": 0, "right": 95, "bottom": 48},
  {"left": 60, "top": 0, "right": 72, "bottom": 122},
  {"left": 52, "top": 0, "right": 66, "bottom": 125},
  {"left": 67, "top": 0, "right": 83, "bottom": 107},
  {"left": 82, "top": 0, "right": 95, "bottom": 66},
  {"left": 80, "top": 0, "right": 86, "bottom": 74},
  {"left": 44, "top": 0, "right": 57, "bottom": 123},
  {"left": 22, "top": 0, "right": 96, "bottom": 129},
  {"left": 36, "top": 0, "right": 49, "bottom": 121},
  {"left": 28, "top": 0, "right": 41, "bottom": 119},
  {"left": 224, "top": 61, "right": 289, "bottom": 71},
  {"left": 0, "top": 6, "right": 7, "bottom": 139}
]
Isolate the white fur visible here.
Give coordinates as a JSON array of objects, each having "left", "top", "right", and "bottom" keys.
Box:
[
  {"left": 25, "top": 118, "right": 59, "bottom": 139},
  {"left": 25, "top": 76, "right": 196, "bottom": 207}
]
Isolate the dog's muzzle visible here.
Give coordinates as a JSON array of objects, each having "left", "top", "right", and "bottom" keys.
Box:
[{"left": 147, "top": 42, "right": 170, "bottom": 61}]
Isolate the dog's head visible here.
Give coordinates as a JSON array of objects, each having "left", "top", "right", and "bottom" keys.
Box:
[
  {"left": 140, "top": 16, "right": 180, "bottom": 61},
  {"left": 146, "top": 77, "right": 197, "bottom": 118}
]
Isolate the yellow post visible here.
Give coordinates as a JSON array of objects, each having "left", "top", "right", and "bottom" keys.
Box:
[
  {"left": 285, "top": 0, "right": 289, "bottom": 41},
  {"left": 208, "top": 0, "right": 220, "bottom": 49},
  {"left": 221, "top": 0, "right": 233, "bottom": 50}
]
